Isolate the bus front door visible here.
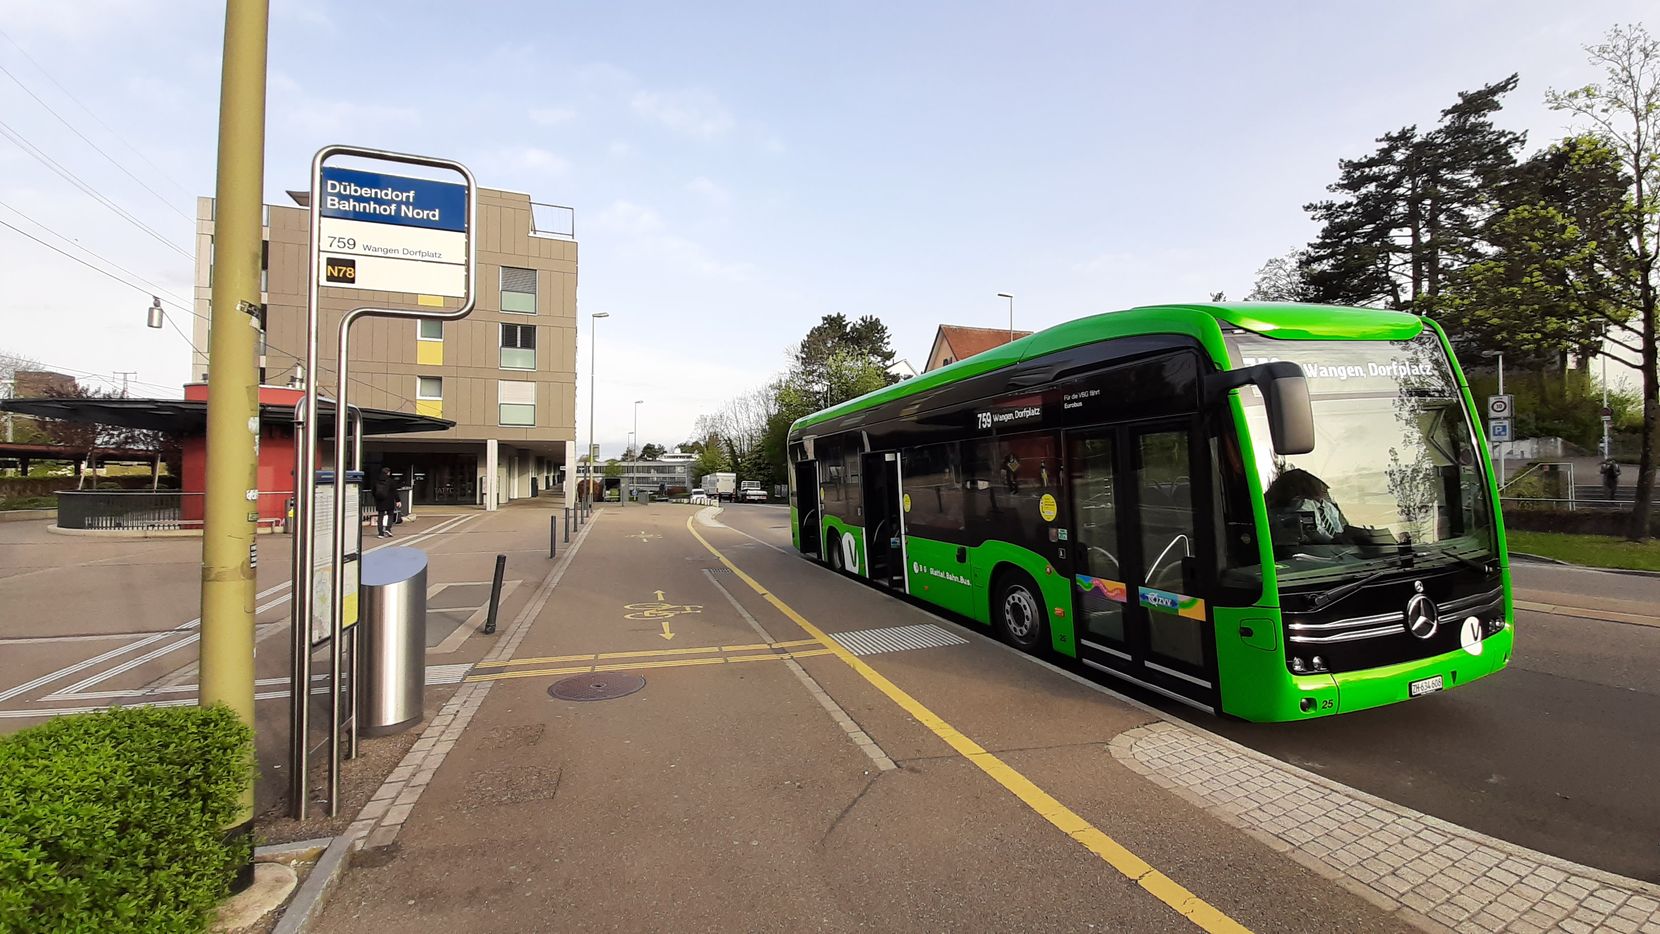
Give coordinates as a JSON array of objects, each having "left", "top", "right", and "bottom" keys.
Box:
[
  {"left": 1066, "top": 423, "right": 1218, "bottom": 710},
  {"left": 794, "top": 460, "right": 821, "bottom": 558},
  {"left": 861, "top": 452, "right": 904, "bottom": 588}
]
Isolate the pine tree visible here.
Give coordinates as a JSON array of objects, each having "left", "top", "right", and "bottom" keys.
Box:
[{"left": 1301, "top": 77, "right": 1524, "bottom": 309}]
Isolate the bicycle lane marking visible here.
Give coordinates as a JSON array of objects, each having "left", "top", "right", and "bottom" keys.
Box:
[{"left": 684, "top": 513, "right": 1252, "bottom": 934}]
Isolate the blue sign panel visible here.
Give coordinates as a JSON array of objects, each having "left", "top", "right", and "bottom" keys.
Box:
[{"left": 319, "top": 166, "right": 466, "bottom": 232}]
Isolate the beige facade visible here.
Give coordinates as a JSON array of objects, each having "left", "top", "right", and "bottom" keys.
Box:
[{"left": 191, "top": 186, "right": 578, "bottom": 507}]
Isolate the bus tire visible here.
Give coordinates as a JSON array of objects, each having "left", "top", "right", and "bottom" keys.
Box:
[
  {"left": 994, "top": 569, "right": 1046, "bottom": 653},
  {"left": 828, "top": 531, "right": 846, "bottom": 572}
]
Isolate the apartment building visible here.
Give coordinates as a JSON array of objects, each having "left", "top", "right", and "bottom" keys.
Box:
[{"left": 191, "top": 186, "right": 577, "bottom": 508}]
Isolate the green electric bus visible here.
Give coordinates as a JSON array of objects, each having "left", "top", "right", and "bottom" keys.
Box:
[{"left": 785, "top": 302, "right": 1512, "bottom": 721}]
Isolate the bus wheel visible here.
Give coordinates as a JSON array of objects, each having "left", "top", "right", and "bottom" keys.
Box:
[
  {"left": 995, "top": 571, "right": 1045, "bottom": 653},
  {"left": 828, "top": 532, "right": 845, "bottom": 572}
]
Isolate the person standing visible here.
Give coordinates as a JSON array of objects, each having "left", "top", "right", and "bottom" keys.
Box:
[
  {"left": 1602, "top": 459, "right": 1621, "bottom": 501},
  {"left": 371, "top": 467, "right": 399, "bottom": 538}
]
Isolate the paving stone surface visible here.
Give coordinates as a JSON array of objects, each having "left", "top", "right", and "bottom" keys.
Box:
[{"left": 1112, "top": 723, "right": 1660, "bottom": 934}]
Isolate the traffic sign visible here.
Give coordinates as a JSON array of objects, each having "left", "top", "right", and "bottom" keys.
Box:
[
  {"left": 1487, "top": 395, "right": 1513, "bottom": 419},
  {"left": 1489, "top": 418, "right": 1512, "bottom": 441},
  {"left": 317, "top": 166, "right": 468, "bottom": 297}
]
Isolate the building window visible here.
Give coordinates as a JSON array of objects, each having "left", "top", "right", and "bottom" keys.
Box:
[
  {"left": 499, "top": 379, "right": 535, "bottom": 426},
  {"left": 415, "top": 376, "right": 443, "bottom": 419},
  {"left": 500, "top": 323, "right": 536, "bottom": 370},
  {"left": 501, "top": 266, "right": 537, "bottom": 314},
  {"left": 418, "top": 319, "right": 443, "bottom": 341}
]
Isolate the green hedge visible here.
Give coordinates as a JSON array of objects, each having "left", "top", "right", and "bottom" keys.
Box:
[{"left": 0, "top": 705, "right": 253, "bottom": 934}]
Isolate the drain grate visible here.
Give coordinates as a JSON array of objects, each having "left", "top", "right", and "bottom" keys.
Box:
[{"left": 548, "top": 672, "right": 646, "bottom": 701}]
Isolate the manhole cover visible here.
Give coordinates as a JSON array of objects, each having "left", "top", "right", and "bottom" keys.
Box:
[{"left": 549, "top": 672, "right": 646, "bottom": 701}]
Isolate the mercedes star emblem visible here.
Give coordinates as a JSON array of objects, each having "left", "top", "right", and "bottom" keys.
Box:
[{"left": 1406, "top": 593, "right": 1439, "bottom": 640}]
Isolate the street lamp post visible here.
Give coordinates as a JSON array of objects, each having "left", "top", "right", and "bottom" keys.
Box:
[
  {"left": 996, "top": 292, "right": 1014, "bottom": 341},
  {"left": 628, "top": 399, "right": 643, "bottom": 504},
  {"left": 588, "top": 311, "right": 609, "bottom": 505}
]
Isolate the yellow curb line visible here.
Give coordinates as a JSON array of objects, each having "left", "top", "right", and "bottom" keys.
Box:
[{"left": 684, "top": 514, "right": 1252, "bottom": 934}]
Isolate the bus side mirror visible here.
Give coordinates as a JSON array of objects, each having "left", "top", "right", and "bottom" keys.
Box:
[
  {"left": 1264, "top": 373, "right": 1314, "bottom": 455},
  {"left": 1207, "top": 361, "right": 1315, "bottom": 456}
]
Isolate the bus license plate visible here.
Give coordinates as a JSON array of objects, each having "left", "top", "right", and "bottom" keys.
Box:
[{"left": 1409, "top": 675, "right": 1444, "bottom": 697}]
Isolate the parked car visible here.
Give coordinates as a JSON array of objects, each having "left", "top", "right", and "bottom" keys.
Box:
[{"left": 690, "top": 488, "right": 711, "bottom": 505}]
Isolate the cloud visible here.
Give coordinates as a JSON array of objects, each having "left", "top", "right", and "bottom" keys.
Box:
[
  {"left": 595, "top": 200, "right": 665, "bottom": 235},
  {"left": 630, "top": 88, "right": 734, "bottom": 139},
  {"left": 608, "top": 140, "right": 635, "bottom": 158},
  {"left": 267, "top": 72, "right": 420, "bottom": 136},
  {"left": 593, "top": 199, "right": 754, "bottom": 283},
  {"left": 529, "top": 107, "right": 577, "bottom": 126},
  {"left": 504, "top": 147, "right": 570, "bottom": 174},
  {"left": 686, "top": 176, "right": 730, "bottom": 207}
]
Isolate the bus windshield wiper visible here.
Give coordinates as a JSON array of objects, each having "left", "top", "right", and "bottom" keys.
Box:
[
  {"left": 1306, "top": 565, "right": 1399, "bottom": 611},
  {"left": 1418, "top": 545, "right": 1492, "bottom": 573}
]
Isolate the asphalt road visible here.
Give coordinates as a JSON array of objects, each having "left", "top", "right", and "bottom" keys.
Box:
[{"left": 717, "top": 505, "right": 1660, "bottom": 885}]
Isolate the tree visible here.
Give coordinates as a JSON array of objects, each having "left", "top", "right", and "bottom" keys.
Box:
[
  {"left": 688, "top": 433, "right": 729, "bottom": 479},
  {"left": 785, "top": 314, "right": 899, "bottom": 412},
  {"left": 1301, "top": 77, "right": 1525, "bottom": 309},
  {"left": 1429, "top": 136, "right": 1638, "bottom": 372},
  {"left": 1548, "top": 24, "right": 1660, "bottom": 539},
  {"left": 638, "top": 442, "right": 665, "bottom": 461},
  {"left": 1244, "top": 250, "right": 1307, "bottom": 301}
]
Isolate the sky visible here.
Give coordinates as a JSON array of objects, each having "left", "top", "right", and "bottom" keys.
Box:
[{"left": 0, "top": 0, "right": 1651, "bottom": 456}]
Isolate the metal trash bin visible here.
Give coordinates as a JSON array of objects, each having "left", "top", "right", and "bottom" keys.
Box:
[
  {"left": 358, "top": 547, "right": 427, "bottom": 736},
  {"left": 635, "top": 490, "right": 651, "bottom": 505}
]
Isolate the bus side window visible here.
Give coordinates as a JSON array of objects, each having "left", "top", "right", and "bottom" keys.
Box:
[{"left": 902, "top": 442, "right": 966, "bottom": 536}]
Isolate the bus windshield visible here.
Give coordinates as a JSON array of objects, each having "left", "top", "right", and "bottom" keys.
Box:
[{"left": 1224, "top": 329, "right": 1494, "bottom": 588}]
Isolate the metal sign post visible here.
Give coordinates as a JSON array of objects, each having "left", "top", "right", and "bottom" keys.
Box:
[{"left": 290, "top": 145, "right": 476, "bottom": 819}]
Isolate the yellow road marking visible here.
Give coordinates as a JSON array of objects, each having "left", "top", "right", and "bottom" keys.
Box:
[
  {"left": 489, "top": 638, "right": 822, "bottom": 669},
  {"left": 465, "top": 648, "right": 836, "bottom": 683},
  {"left": 684, "top": 515, "right": 1251, "bottom": 934}
]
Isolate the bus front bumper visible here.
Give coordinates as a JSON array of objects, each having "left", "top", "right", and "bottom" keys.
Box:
[{"left": 1293, "top": 623, "right": 1514, "bottom": 717}]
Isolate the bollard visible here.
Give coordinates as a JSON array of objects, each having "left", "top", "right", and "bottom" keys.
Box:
[
  {"left": 483, "top": 553, "right": 507, "bottom": 634},
  {"left": 549, "top": 515, "right": 557, "bottom": 560},
  {"left": 565, "top": 508, "right": 572, "bottom": 542}
]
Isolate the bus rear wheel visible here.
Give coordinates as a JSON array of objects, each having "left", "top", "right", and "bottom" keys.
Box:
[{"left": 995, "top": 570, "right": 1045, "bottom": 653}]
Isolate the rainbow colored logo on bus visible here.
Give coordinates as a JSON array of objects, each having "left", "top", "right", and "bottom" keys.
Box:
[
  {"left": 1074, "top": 574, "right": 1128, "bottom": 604},
  {"left": 1138, "top": 586, "right": 1206, "bottom": 621}
]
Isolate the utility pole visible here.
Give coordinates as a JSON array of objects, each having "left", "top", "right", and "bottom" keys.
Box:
[
  {"left": 114, "top": 371, "right": 137, "bottom": 398},
  {"left": 199, "top": 0, "right": 268, "bottom": 888},
  {"left": 1496, "top": 352, "right": 1506, "bottom": 485}
]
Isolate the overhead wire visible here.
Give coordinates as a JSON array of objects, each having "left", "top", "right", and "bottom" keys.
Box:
[
  {"left": 0, "top": 60, "right": 191, "bottom": 222},
  {"left": 0, "top": 28, "right": 193, "bottom": 201},
  {"left": 0, "top": 117, "right": 190, "bottom": 258},
  {"left": 0, "top": 214, "right": 420, "bottom": 409},
  {"left": 0, "top": 197, "right": 192, "bottom": 308}
]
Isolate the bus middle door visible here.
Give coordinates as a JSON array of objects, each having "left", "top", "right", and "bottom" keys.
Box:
[{"left": 1067, "top": 421, "right": 1218, "bottom": 710}]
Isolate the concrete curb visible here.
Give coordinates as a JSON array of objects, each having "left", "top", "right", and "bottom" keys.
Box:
[
  {"left": 45, "top": 524, "right": 284, "bottom": 538},
  {"left": 1512, "top": 551, "right": 1660, "bottom": 578},
  {"left": 0, "top": 509, "right": 53, "bottom": 522},
  {"left": 268, "top": 830, "right": 364, "bottom": 934}
]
